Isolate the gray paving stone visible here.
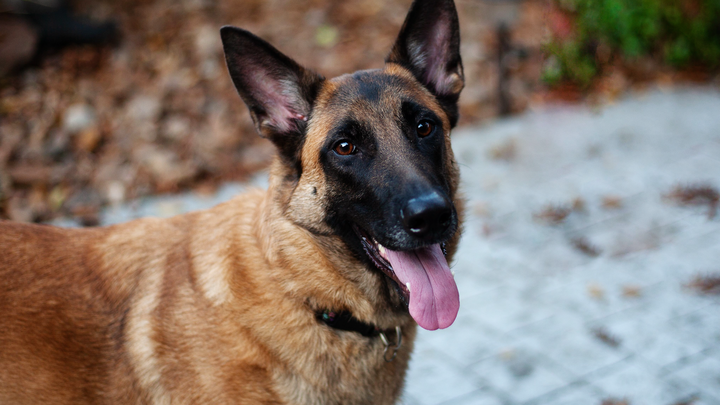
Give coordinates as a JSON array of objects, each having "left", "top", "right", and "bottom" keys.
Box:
[
  {"left": 528, "top": 382, "right": 606, "bottom": 405},
  {"left": 451, "top": 233, "right": 530, "bottom": 296},
  {"left": 669, "top": 354, "right": 720, "bottom": 402},
  {"left": 414, "top": 311, "right": 502, "bottom": 368},
  {"left": 684, "top": 395, "right": 720, "bottom": 405},
  {"left": 468, "top": 348, "right": 573, "bottom": 404},
  {"left": 670, "top": 306, "right": 720, "bottom": 347},
  {"left": 525, "top": 322, "right": 632, "bottom": 377},
  {"left": 437, "top": 390, "right": 505, "bottom": 405},
  {"left": 398, "top": 391, "right": 421, "bottom": 405},
  {"left": 403, "top": 347, "right": 483, "bottom": 405},
  {"left": 641, "top": 284, "right": 711, "bottom": 319},
  {"left": 540, "top": 276, "right": 650, "bottom": 322},
  {"left": 587, "top": 313, "right": 708, "bottom": 368},
  {"left": 459, "top": 285, "right": 560, "bottom": 336},
  {"left": 508, "top": 309, "right": 588, "bottom": 344},
  {"left": 590, "top": 358, "right": 704, "bottom": 405}
]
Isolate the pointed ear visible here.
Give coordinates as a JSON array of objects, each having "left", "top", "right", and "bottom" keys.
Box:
[
  {"left": 386, "top": 0, "right": 464, "bottom": 126},
  {"left": 220, "top": 26, "right": 324, "bottom": 164}
]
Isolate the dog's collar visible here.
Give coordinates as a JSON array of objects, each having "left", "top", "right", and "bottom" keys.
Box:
[
  {"left": 316, "top": 309, "right": 403, "bottom": 362},
  {"left": 316, "top": 309, "right": 380, "bottom": 337}
]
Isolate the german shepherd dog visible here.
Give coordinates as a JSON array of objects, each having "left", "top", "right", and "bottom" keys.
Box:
[{"left": 0, "top": 0, "right": 464, "bottom": 403}]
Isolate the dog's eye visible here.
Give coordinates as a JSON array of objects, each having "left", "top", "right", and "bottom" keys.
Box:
[
  {"left": 333, "top": 140, "right": 356, "bottom": 156},
  {"left": 417, "top": 120, "right": 434, "bottom": 137}
]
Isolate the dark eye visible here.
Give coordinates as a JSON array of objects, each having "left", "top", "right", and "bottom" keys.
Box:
[
  {"left": 333, "top": 140, "right": 356, "bottom": 156},
  {"left": 417, "top": 120, "right": 434, "bottom": 137}
]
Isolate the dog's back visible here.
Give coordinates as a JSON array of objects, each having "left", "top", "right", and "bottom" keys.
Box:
[
  {"left": 0, "top": 192, "right": 283, "bottom": 404},
  {"left": 0, "top": 221, "right": 140, "bottom": 403}
]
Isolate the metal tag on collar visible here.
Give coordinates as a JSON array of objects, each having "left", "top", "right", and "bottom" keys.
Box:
[{"left": 378, "top": 326, "right": 402, "bottom": 362}]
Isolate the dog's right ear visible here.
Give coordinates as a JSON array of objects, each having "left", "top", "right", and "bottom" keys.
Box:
[{"left": 221, "top": 26, "right": 324, "bottom": 164}]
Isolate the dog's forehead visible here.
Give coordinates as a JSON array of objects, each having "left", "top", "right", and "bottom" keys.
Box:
[
  {"left": 319, "top": 66, "right": 441, "bottom": 118},
  {"left": 330, "top": 69, "right": 413, "bottom": 102}
]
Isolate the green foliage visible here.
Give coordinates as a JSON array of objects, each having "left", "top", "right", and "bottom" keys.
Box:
[{"left": 545, "top": 0, "right": 720, "bottom": 87}]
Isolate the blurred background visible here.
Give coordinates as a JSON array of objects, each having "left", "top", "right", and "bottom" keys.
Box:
[
  {"left": 2, "top": 1, "right": 720, "bottom": 404},
  {"left": 1, "top": 0, "right": 718, "bottom": 225}
]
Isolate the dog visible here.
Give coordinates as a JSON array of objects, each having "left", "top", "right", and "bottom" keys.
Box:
[{"left": 0, "top": 0, "right": 464, "bottom": 403}]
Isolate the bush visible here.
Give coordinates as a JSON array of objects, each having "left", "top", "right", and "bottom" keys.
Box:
[{"left": 544, "top": 0, "right": 720, "bottom": 87}]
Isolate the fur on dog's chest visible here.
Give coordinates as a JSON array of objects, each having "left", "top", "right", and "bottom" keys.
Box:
[{"left": 271, "top": 322, "right": 417, "bottom": 405}]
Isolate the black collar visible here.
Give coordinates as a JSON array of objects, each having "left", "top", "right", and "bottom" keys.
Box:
[
  {"left": 317, "top": 309, "right": 404, "bottom": 362},
  {"left": 316, "top": 309, "right": 380, "bottom": 338}
]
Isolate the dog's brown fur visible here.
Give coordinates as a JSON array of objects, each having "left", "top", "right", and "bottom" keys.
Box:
[{"left": 0, "top": 1, "right": 464, "bottom": 404}]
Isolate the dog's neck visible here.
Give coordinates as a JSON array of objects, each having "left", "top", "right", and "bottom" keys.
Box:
[{"left": 251, "top": 159, "right": 412, "bottom": 331}]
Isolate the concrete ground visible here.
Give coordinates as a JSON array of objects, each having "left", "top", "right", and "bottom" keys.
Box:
[{"left": 62, "top": 87, "right": 720, "bottom": 405}]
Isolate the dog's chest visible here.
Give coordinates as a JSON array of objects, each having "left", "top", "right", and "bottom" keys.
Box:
[{"left": 271, "top": 326, "right": 416, "bottom": 405}]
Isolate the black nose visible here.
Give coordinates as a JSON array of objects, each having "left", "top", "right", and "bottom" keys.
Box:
[{"left": 401, "top": 191, "right": 453, "bottom": 239}]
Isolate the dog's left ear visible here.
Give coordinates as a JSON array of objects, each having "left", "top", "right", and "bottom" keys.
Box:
[
  {"left": 221, "top": 26, "right": 324, "bottom": 166},
  {"left": 387, "top": 0, "right": 464, "bottom": 127}
]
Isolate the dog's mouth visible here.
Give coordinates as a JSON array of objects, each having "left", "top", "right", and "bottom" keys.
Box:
[{"left": 354, "top": 225, "right": 459, "bottom": 330}]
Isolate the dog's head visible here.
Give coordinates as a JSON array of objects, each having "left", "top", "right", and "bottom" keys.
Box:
[{"left": 221, "top": 0, "right": 463, "bottom": 330}]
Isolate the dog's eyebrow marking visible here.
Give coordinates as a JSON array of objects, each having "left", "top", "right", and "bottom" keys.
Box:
[
  {"left": 328, "top": 119, "right": 373, "bottom": 145},
  {"left": 401, "top": 100, "right": 435, "bottom": 118},
  {"left": 400, "top": 100, "right": 442, "bottom": 139}
]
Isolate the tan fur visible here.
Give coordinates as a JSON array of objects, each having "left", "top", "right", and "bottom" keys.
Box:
[{"left": 0, "top": 58, "right": 461, "bottom": 405}]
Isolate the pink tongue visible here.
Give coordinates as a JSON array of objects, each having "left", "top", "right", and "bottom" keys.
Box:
[{"left": 383, "top": 244, "right": 459, "bottom": 330}]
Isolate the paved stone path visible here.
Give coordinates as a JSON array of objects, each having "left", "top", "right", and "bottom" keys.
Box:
[{"left": 63, "top": 87, "right": 720, "bottom": 405}]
